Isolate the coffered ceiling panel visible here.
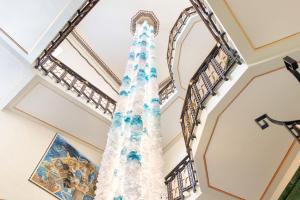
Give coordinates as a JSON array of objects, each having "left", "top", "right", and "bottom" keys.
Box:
[{"left": 75, "top": 0, "right": 190, "bottom": 84}]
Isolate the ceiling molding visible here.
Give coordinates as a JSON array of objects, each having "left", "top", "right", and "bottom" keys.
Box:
[
  {"left": 223, "top": 0, "right": 300, "bottom": 50},
  {"left": 64, "top": 36, "right": 119, "bottom": 94},
  {"left": 0, "top": 27, "right": 28, "bottom": 54},
  {"left": 71, "top": 30, "right": 121, "bottom": 85},
  {"left": 202, "top": 66, "right": 298, "bottom": 199}
]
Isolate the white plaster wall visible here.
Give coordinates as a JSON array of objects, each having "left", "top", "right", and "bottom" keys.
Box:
[
  {"left": 163, "top": 135, "right": 187, "bottom": 176},
  {"left": 0, "top": 109, "right": 102, "bottom": 200}
]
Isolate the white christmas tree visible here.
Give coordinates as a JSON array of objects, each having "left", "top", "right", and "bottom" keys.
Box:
[{"left": 94, "top": 21, "right": 164, "bottom": 200}]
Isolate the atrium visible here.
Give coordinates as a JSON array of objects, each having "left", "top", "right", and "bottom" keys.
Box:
[{"left": 0, "top": 0, "right": 299, "bottom": 200}]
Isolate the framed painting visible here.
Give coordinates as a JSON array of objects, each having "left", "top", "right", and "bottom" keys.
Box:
[{"left": 29, "top": 134, "right": 99, "bottom": 200}]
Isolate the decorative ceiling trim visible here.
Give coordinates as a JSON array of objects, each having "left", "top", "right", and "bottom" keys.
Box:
[
  {"left": 64, "top": 38, "right": 119, "bottom": 94},
  {"left": 71, "top": 30, "right": 122, "bottom": 85},
  {"left": 130, "top": 10, "right": 159, "bottom": 36},
  {"left": 0, "top": 27, "right": 28, "bottom": 54},
  {"left": 223, "top": 0, "right": 300, "bottom": 50},
  {"left": 202, "top": 66, "right": 297, "bottom": 199}
]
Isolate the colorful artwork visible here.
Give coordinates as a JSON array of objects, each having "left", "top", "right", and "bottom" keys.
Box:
[{"left": 30, "top": 134, "right": 99, "bottom": 200}]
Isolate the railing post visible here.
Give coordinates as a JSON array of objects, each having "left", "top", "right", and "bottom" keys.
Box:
[
  {"left": 177, "top": 172, "right": 185, "bottom": 199},
  {"left": 211, "top": 58, "right": 228, "bottom": 81},
  {"left": 165, "top": 155, "right": 198, "bottom": 199},
  {"left": 187, "top": 159, "right": 197, "bottom": 193},
  {"left": 201, "top": 71, "right": 216, "bottom": 96},
  {"left": 187, "top": 98, "right": 197, "bottom": 126},
  {"left": 167, "top": 181, "right": 173, "bottom": 200}
]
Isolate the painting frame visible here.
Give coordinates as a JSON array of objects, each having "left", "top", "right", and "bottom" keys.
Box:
[{"left": 29, "top": 133, "right": 99, "bottom": 200}]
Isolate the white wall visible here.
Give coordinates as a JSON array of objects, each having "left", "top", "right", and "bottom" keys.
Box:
[
  {"left": 163, "top": 135, "right": 187, "bottom": 176},
  {"left": 0, "top": 109, "right": 102, "bottom": 200}
]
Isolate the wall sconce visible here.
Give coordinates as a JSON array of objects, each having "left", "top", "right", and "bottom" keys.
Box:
[
  {"left": 283, "top": 56, "right": 300, "bottom": 83},
  {"left": 255, "top": 114, "right": 300, "bottom": 143}
]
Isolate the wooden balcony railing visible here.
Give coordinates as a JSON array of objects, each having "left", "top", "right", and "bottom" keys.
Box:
[
  {"left": 180, "top": 43, "right": 239, "bottom": 150},
  {"left": 36, "top": 55, "right": 116, "bottom": 117},
  {"left": 165, "top": 155, "right": 198, "bottom": 200}
]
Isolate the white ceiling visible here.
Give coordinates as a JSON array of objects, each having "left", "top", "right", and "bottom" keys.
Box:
[
  {"left": 75, "top": 0, "right": 190, "bottom": 84},
  {"left": 177, "top": 20, "right": 216, "bottom": 90},
  {"left": 225, "top": 0, "right": 300, "bottom": 48},
  {"left": 205, "top": 68, "right": 299, "bottom": 199}
]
